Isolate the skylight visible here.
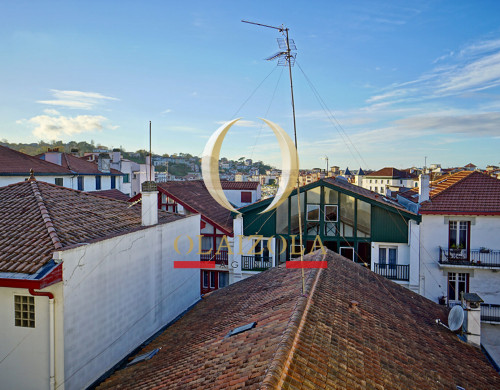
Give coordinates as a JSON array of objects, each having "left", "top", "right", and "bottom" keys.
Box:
[
  {"left": 126, "top": 348, "right": 160, "bottom": 366},
  {"left": 225, "top": 322, "right": 257, "bottom": 338}
]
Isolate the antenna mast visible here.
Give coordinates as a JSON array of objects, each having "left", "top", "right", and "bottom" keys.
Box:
[
  {"left": 242, "top": 20, "right": 306, "bottom": 294},
  {"left": 149, "top": 120, "right": 152, "bottom": 182}
]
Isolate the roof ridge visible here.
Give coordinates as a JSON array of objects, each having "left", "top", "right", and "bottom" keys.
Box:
[
  {"left": 260, "top": 256, "right": 325, "bottom": 389},
  {"left": 29, "top": 180, "right": 63, "bottom": 250},
  {"left": 62, "top": 152, "right": 73, "bottom": 172}
]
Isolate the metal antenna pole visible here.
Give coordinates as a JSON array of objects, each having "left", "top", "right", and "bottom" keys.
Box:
[
  {"left": 149, "top": 121, "right": 152, "bottom": 182},
  {"left": 242, "top": 20, "right": 306, "bottom": 294}
]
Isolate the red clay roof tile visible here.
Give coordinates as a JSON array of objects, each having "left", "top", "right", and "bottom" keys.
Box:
[
  {"left": 97, "top": 251, "right": 500, "bottom": 389},
  {"left": 0, "top": 145, "right": 72, "bottom": 175},
  {"left": 0, "top": 180, "right": 183, "bottom": 275}
]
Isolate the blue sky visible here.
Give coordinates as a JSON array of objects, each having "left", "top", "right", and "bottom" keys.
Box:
[{"left": 1, "top": 1, "right": 499, "bottom": 170}]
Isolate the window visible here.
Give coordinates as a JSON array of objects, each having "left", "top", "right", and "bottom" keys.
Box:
[
  {"left": 375, "top": 180, "right": 378, "bottom": 183},
  {"left": 55, "top": 178, "right": 63, "bottom": 186},
  {"left": 111, "top": 176, "right": 116, "bottom": 189},
  {"left": 379, "top": 247, "right": 397, "bottom": 269},
  {"left": 254, "top": 239, "right": 270, "bottom": 262},
  {"left": 357, "top": 200, "right": 371, "bottom": 237},
  {"left": 219, "top": 272, "right": 229, "bottom": 288},
  {"left": 95, "top": 176, "right": 101, "bottom": 190},
  {"left": 449, "top": 221, "right": 469, "bottom": 252},
  {"left": 210, "top": 272, "right": 216, "bottom": 288},
  {"left": 340, "top": 247, "right": 354, "bottom": 261},
  {"left": 400, "top": 180, "right": 403, "bottom": 184},
  {"left": 203, "top": 271, "right": 209, "bottom": 288},
  {"left": 241, "top": 191, "right": 252, "bottom": 203},
  {"left": 306, "top": 205, "right": 320, "bottom": 221},
  {"left": 14, "top": 295, "right": 35, "bottom": 328},
  {"left": 448, "top": 272, "right": 469, "bottom": 302},
  {"left": 123, "top": 174, "right": 130, "bottom": 183},
  {"left": 77, "top": 176, "right": 84, "bottom": 191},
  {"left": 369, "top": 179, "right": 372, "bottom": 183}
]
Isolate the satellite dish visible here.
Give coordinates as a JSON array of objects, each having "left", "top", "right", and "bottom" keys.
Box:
[{"left": 448, "top": 305, "right": 464, "bottom": 331}]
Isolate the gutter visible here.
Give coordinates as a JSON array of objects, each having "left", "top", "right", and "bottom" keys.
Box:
[
  {"left": 29, "top": 289, "right": 56, "bottom": 390},
  {"left": 0, "top": 264, "right": 62, "bottom": 390}
]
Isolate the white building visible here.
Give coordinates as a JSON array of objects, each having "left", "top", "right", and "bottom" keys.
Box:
[
  {"left": 221, "top": 181, "right": 261, "bottom": 208},
  {"left": 360, "top": 167, "right": 418, "bottom": 195},
  {"left": 399, "top": 171, "right": 500, "bottom": 313},
  {"left": 0, "top": 179, "right": 200, "bottom": 390}
]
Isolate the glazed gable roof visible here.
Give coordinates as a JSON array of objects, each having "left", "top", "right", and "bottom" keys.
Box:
[
  {"left": 238, "top": 177, "right": 417, "bottom": 219},
  {"left": 419, "top": 171, "right": 500, "bottom": 214},
  {"left": 39, "top": 152, "right": 123, "bottom": 175},
  {"left": 0, "top": 145, "right": 72, "bottom": 175},
  {"left": 0, "top": 180, "right": 183, "bottom": 275},
  {"left": 366, "top": 167, "right": 416, "bottom": 179},
  {"left": 156, "top": 180, "right": 233, "bottom": 234},
  {"left": 98, "top": 251, "right": 500, "bottom": 389}
]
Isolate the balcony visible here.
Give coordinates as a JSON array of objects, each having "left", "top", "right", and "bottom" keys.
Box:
[
  {"left": 439, "top": 247, "right": 500, "bottom": 268},
  {"left": 481, "top": 304, "right": 500, "bottom": 323},
  {"left": 200, "top": 250, "right": 228, "bottom": 267},
  {"left": 242, "top": 255, "right": 273, "bottom": 272},
  {"left": 373, "top": 263, "right": 409, "bottom": 281}
]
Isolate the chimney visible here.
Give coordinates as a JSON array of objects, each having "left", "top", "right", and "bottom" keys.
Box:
[
  {"left": 141, "top": 181, "right": 158, "bottom": 226},
  {"left": 98, "top": 153, "right": 111, "bottom": 173},
  {"left": 112, "top": 148, "right": 121, "bottom": 164},
  {"left": 44, "top": 148, "right": 62, "bottom": 166},
  {"left": 462, "top": 293, "right": 483, "bottom": 347},
  {"left": 418, "top": 174, "right": 430, "bottom": 203}
]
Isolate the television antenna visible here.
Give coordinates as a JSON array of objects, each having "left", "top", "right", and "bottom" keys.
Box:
[
  {"left": 242, "top": 20, "right": 305, "bottom": 294},
  {"left": 321, "top": 155, "right": 329, "bottom": 173}
]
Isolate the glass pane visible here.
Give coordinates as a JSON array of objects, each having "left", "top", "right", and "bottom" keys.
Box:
[
  {"left": 340, "top": 193, "right": 355, "bottom": 237},
  {"left": 324, "top": 205, "right": 338, "bottom": 222},
  {"left": 357, "top": 200, "right": 371, "bottom": 237},
  {"left": 324, "top": 222, "right": 337, "bottom": 236},
  {"left": 276, "top": 200, "right": 288, "bottom": 234},
  {"left": 306, "top": 205, "right": 320, "bottom": 221},
  {"left": 218, "top": 272, "right": 229, "bottom": 288},
  {"left": 307, "top": 187, "right": 321, "bottom": 204},
  {"left": 290, "top": 192, "right": 305, "bottom": 235},
  {"left": 379, "top": 248, "right": 386, "bottom": 264},
  {"left": 324, "top": 187, "right": 338, "bottom": 204}
]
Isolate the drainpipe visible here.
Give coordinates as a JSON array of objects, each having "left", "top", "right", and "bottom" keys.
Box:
[{"left": 29, "top": 289, "right": 55, "bottom": 390}]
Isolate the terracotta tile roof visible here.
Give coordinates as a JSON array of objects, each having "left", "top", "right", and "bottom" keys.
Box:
[
  {"left": 420, "top": 171, "right": 500, "bottom": 214},
  {"left": 157, "top": 181, "right": 233, "bottom": 233},
  {"left": 40, "top": 152, "right": 123, "bottom": 175},
  {"left": 0, "top": 180, "right": 183, "bottom": 275},
  {"left": 0, "top": 145, "right": 72, "bottom": 175},
  {"left": 98, "top": 251, "right": 500, "bottom": 389},
  {"left": 221, "top": 181, "right": 260, "bottom": 190},
  {"left": 399, "top": 171, "right": 475, "bottom": 204},
  {"left": 89, "top": 189, "right": 131, "bottom": 201},
  {"left": 365, "top": 167, "right": 417, "bottom": 179}
]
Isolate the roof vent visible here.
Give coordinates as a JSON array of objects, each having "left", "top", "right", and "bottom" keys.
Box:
[
  {"left": 126, "top": 348, "right": 160, "bottom": 367},
  {"left": 225, "top": 322, "right": 257, "bottom": 338}
]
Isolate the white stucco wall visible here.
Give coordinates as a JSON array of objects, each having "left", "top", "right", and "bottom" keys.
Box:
[
  {"left": 223, "top": 189, "right": 259, "bottom": 208},
  {"left": 0, "top": 175, "right": 75, "bottom": 189},
  {"left": 60, "top": 214, "right": 200, "bottom": 390},
  {"left": 419, "top": 214, "right": 500, "bottom": 304},
  {"left": 0, "top": 283, "right": 64, "bottom": 390}
]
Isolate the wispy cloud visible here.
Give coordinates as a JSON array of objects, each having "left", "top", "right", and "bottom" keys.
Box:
[
  {"left": 18, "top": 114, "right": 113, "bottom": 140},
  {"left": 161, "top": 108, "right": 173, "bottom": 114},
  {"left": 394, "top": 112, "right": 500, "bottom": 136},
  {"left": 43, "top": 108, "right": 60, "bottom": 115},
  {"left": 37, "top": 89, "right": 118, "bottom": 110},
  {"left": 366, "top": 38, "right": 500, "bottom": 107}
]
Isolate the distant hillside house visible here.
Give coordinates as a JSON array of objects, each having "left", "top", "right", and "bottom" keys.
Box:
[{"left": 360, "top": 167, "right": 418, "bottom": 195}]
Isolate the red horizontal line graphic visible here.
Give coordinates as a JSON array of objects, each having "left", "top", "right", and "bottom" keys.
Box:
[
  {"left": 286, "top": 261, "right": 328, "bottom": 269},
  {"left": 174, "top": 261, "right": 216, "bottom": 269}
]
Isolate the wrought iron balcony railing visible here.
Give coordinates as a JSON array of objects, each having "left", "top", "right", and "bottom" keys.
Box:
[
  {"left": 439, "top": 247, "right": 500, "bottom": 267},
  {"left": 242, "top": 255, "right": 273, "bottom": 271},
  {"left": 373, "top": 263, "right": 410, "bottom": 281}
]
